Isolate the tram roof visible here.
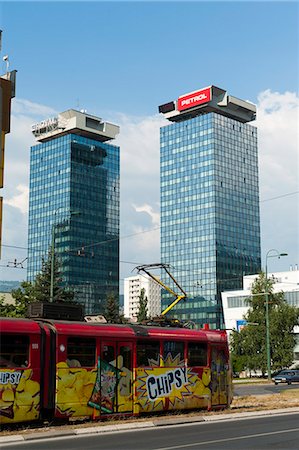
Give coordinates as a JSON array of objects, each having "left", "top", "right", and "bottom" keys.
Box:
[
  {"left": 37, "top": 320, "right": 228, "bottom": 343},
  {"left": 0, "top": 318, "right": 228, "bottom": 343},
  {"left": 0, "top": 317, "right": 42, "bottom": 334}
]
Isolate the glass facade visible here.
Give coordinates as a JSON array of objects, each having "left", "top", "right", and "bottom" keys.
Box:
[
  {"left": 160, "top": 113, "right": 261, "bottom": 328},
  {"left": 27, "top": 133, "right": 119, "bottom": 314}
]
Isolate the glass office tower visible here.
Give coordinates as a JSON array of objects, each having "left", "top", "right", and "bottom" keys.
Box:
[
  {"left": 159, "top": 86, "right": 261, "bottom": 328},
  {"left": 27, "top": 110, "right": 120, "bottom": 314}
]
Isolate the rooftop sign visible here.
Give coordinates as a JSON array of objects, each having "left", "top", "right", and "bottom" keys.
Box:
[
  {"left": 177, "top": 87, "right": 211, "bottom": 112},
  {"left": 31, "top": 110, "right": 120, "bottom": 143},
  {"left": 31, "top": 117, "right": 59, "bottom": 137},
  {"left": 159, "top": 86, "right": 256, "bottom": 123}
]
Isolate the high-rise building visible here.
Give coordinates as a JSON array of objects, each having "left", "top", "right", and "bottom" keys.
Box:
[
  {"left": 159, "top": 86, "right": 261, "bottom": 328},
  {"left": 124, "top": 274, "right": 161, "bottom": 321},
  {"left": 27, "top": 109, "right": 120, "bottom": 314}
]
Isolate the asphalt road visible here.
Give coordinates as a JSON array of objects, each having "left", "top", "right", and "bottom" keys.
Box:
[
  {"left": 233, "top": 382, "right": 299, "bottom": 396},
  {"left": 2, "top": 413, "right": 299, "bottom": 450}
]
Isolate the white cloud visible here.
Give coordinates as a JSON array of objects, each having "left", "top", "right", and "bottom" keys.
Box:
[
  {"left": 256, "top": 89, "right": 299, "bottom": 198},
  {"left": 12, "top": 98, "right": 57, "bottom": 117},
  {"left": 3, "top": 98, "right": 57, "bottom": 197},
  {"left": 255, "top": 90, "right": 299, "bottom": 269},
  {"left": 115, "top": 114, "right": 166, "bottom": 276},
  {"left": 132, "top": 203, "right": 160, "bottom": 227},
  {"left": 4, "top": 184, "right": 29, "bottom": 214},
  {"left": 1, "top": 99, "right": 55, "bottom": 279}
]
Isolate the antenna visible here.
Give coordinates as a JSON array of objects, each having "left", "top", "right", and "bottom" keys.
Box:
[
  {"left": 3, "top": 54, "right": 9, "bottom": 73},
  {"left": 0, "top": 30, "right": 2, "bottom": 52}
]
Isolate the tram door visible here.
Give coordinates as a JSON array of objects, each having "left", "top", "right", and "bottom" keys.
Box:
[
  {"left": 101, "top": 341, "right": 133, "bottom": 413},
  {"left": 211, "top": 346, "right": 228, "bottom": 407}
]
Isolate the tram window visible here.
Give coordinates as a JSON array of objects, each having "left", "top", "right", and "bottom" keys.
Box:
[
  {"left": 102, "top": 345, "right": 115, "bottom": 364},
  {"left": 0, "top": 335, "right": 29, "bottom": 368},
  {"left": 137, "top": 341, "right": 160, "bottom": 367},
  {"left": 163, "top": 341, "right": 184, "bottom": 364},
  {"left": 119, "top": 346, "right": 132, "bottom": 371},
  {"left": 67, "top": 337, "right": 96, "bottom": 367},
  {"left": 188, "top": 342, "right": 207, "bottom": 366}
]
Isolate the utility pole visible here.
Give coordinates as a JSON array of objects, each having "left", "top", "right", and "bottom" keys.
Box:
[{"left": 265, "top": 249, "right": 288, "bottom": 381}]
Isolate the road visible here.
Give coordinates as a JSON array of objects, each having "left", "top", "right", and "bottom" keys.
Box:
[
  {"left": 2, "top": 413, "right": 299, "bottom": 450},
  {"left": 233, "top": 382, "right": 299, "bottom": 396}
]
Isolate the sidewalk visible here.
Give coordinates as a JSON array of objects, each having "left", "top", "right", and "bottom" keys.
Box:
[
  {"left": 233, "top": 378, "right": 271, "bottom": 384},
  {"left": 1, "top": 407, "right": 299, "bottom": 444}
]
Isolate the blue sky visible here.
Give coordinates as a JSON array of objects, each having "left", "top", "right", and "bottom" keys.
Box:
[
  {"left": 1, "top": 1, "right": 298, "bottom": 117},
  {"left": 0, "top": 1, "right": 298, "bottom": 285}
]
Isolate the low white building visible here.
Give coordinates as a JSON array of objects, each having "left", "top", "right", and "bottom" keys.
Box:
[
  {"left": 221, "top": 269, "right": 299, "bottom": 361},
  {"left": 124, "top": 274, "right": 161, "bottom": 321}
]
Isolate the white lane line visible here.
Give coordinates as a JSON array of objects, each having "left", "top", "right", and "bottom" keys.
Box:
[{"left": 154, "top": 427, "right": 299, "bottom": 450}]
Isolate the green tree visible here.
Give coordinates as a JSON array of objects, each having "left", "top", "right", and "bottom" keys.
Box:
[
  {"left": 104, "top": 291, "right": 121, "bottom": 323},
  {"left": 34, "top": 253, "right": 74, "bottom": 303},
  {"left": 230, "top": 272, "right": 299, "bottom": 375},
  {"left": 137, "top": 288, "right": 148, "bottom": 322},
  {"left": 0, "top": 282, "right": 36, "bottom": 317},
  {"left": 0, "top": 252, "right": 74, "bottom": 318}
]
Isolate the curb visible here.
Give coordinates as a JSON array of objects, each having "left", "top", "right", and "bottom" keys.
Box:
[{"left": 1, "top": 407, "right": 299, "bottom": 444}]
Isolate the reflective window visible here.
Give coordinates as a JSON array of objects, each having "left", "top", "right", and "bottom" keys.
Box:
[
  {"left": 67, "top": 337, "right": 96, "bottom": 367},
  {"left": 0, "top": 335, "right": 29, "bottom": 368},
  {"left": 137, "top": 341, "right": 160, "bottom": 366},
  {"left": 160, "top": 113, "right": 261, "bottom": 328},
  {"left": 188, "top": 342, "right": 207, "bottom": 366},
  {"left": 163, "top": 341, "right": 184, "bottom": 363},
  {"left": 28, "top": 133, "right": 120, "bottom": 314}
]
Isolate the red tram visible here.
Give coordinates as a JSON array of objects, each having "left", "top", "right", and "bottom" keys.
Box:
[{"left": 0, "top": 317, "right": 232, "bottom": 424}]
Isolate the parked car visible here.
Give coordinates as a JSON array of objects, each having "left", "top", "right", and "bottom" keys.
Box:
[{"left": 272, "top": 370, "right": 299, "bottom": 385}]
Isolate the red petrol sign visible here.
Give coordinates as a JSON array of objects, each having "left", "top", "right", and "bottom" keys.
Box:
[{"left": 177, "top": 87, "right": 211, "bottom": 111}]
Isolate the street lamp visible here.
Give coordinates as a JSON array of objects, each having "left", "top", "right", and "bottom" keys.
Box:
[
  {"left": 265, "top": 249, "right": 288, "bottom": 381},
  {"left": 50, "top": 208, "right": 80, "bottom": 302}
]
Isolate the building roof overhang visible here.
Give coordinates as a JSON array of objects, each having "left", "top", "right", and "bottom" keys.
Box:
[{"left": 159, "top": 85, "right": 256, "bottom": 123}]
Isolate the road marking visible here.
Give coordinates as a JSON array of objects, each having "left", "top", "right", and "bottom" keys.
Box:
[{"left": 154, "top": 427, "right": 299, "bottom": 450}]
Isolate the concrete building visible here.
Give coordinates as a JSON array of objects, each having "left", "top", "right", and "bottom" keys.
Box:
[
  {"left": 27, "top": 109, "right": 120, "bottom": 314},
  {"left": 221, "top": 269, "right": 299, "bottom": 361},
  {"left": 0, "top": 292, "right": 14, "bottom": 305},
  {"left": 124, "top": 274, "right": 161, "bottom": 321},
  {"left": 159, "top": 86, "right": 260, "bottom": 329},
  {"left": 0, "top": 30, "right": 17, "bottom": 257}
]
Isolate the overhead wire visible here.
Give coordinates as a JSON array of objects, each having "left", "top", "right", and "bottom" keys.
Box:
[{"left": 1, "top": 189, "right": 298, "bottom": 271}]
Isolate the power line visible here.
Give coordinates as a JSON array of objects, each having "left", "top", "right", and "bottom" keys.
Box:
[
  {"left": 71, "top": 226, "right": 160, "bottom": 252},
  {"left": 1, "top": 226, "right": 160, "bottom": 253},
  {"left": 0, "top": 258, "right": 146, "bottom": 270},
  {"left": 1, "top": 190, "right": 298, "bottom": 253},
  {"left": 2, "top": 244, "right": 27, "bottom": 250},
  {"left": 260, "top": 190, "right": 299, "bottom": 203}
]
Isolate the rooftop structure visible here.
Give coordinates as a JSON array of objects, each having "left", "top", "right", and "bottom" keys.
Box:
[
  {"left": 31, "top": 109, "right": 119, "bottom": 143},
  {"left": 159, "top": 85, "right": 256, "bottom": 123}
]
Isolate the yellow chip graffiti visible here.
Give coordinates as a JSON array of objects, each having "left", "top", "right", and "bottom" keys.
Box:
[
  {"left": 56, "top": 362, "right": 97, "bottom": 417},
  {"left": 135, "top": 367, "right": 212, "bottom": 413},
  {"left": 0, "top": 369, "right": 40, "bottom": 424}
]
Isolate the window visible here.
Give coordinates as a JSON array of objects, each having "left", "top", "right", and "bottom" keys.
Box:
[
  {"left": 137, "top": 340, "right": 160, "bottom": 366},
  {"left": 119, "top": 345, "right": 132, "bottom": 371},
  {"left": 0, "top": 335, "right": 29, "bottom": 368},
  {"left": 188, "top": 342, "right": 207, "bottom": 366},
  {"left": 67, "top": 337, "right": 96, "bottom": 367},
  {"left": 163, "top": 341, "right": 184, "bottom": 363},
  {"left": 102, "top": 344, "right": 115, "bottom": 364}
]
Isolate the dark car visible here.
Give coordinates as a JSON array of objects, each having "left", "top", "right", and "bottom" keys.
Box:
[{"left": 272, "top": 370, "right": 299, "bottom": 385}]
